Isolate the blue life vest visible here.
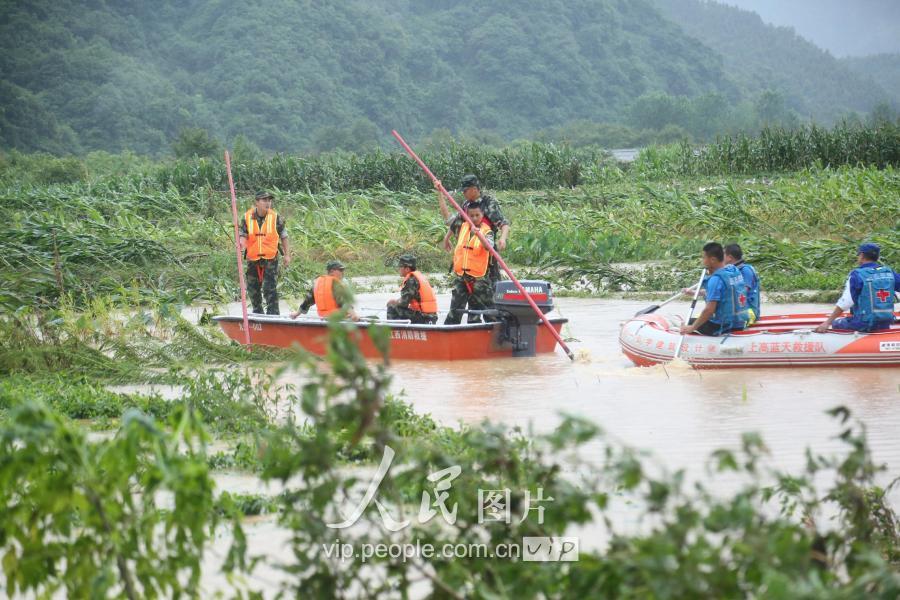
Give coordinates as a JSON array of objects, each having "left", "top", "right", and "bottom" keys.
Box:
[
  {"left": 853, "top": 265, "right": 896, "bottom": 328},
  {"left": 736, "top": 261, "right": 761, "bottom": 319},
  {"left": 710, "top": 264, "right": 750, "bottom": 332}
]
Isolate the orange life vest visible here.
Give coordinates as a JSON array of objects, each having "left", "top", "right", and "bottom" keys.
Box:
[
  {"left": 453, "top": 221, "right": 492, "bottom": 278},
  {"left": 401, "top": 271, "right": 438, "bottom": 314},
  {"left": 244, "top": 208, "right": 280, "bottom": 260},
  {"left": 313, "top": 275, "right": 340, "bottom": 317}
]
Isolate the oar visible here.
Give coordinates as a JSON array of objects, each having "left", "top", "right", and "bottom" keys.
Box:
[
  {"left": 391, "top": 130, "right": 576, "bottom": 362},
  {"left": 224, "top": 151, "right": 251, "bottom": 347},
  {"left": 672, "top": 269, "right": 707, "bottom": 362},
  {"left": 634, "top": 283, "right": 699, "bottom": 317}
]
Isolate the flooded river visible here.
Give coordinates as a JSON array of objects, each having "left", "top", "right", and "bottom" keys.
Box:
[
  {"left": 201, "top": 291, "right": 899, "bottom": 595},
  {"left": 348, "top": 292, "right": 900, "bottom": 477}
]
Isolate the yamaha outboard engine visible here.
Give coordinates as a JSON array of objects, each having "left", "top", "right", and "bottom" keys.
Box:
[{"left": 493, "top": 280, "right": 555, "bottom": 357}]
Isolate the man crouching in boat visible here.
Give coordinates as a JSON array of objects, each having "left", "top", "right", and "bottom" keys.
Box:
[
  {"left": 386, "top": 254, "right": 438, "bottom": 324},
  {"left": 814, "top": 242, "right": 899, "bottom": 333},
  {"left": 680, "top": 242, "right": 751, "bottom": 336},
  {"left": 290, "top": 260, "right": 359, "bottom": 321},
  {"left": 444, "top": 203, "right": 497, "bottom": 325}
]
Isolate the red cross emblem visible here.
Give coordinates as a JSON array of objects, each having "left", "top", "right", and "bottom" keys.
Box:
[
  {"left": 738, "top": 293, "right": 747, "bottom": 306},
  {"left": 876, "top": 288, "right": 891, "bottom": 302}
]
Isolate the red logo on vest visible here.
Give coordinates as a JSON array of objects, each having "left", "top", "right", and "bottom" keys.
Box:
[
  {"left": 738, "top": 293, "right": 747, "bottom": 306},
  {"left": 876, "top": 288, "right": 891, "bottom": 302}
]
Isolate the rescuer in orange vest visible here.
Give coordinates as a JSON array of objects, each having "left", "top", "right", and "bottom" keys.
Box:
[
  {"left": 444, "top": 203, "right": 497, "bottom": 325},
  {"left": 386, "top": 254, "right": 438, "bottom": 324},
  {"left": 290, "top": 260, "right": 359, "bottom": 321},
  {"left": 238, "top": 190, "right": 291, "bottom": 315}
]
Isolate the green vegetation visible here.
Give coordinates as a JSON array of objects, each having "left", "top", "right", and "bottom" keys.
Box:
[
  {"left": 3, "top": 0, "right": 896, "bottom": 155},
  {"left": 2, "top": 124, "right": 897, "bottom": 311},
  {"left": 2, "top": 313, "right": 899, "bottom": 597}
]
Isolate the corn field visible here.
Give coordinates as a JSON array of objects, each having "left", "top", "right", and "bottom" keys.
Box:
[
  {"left": 634, "top": 121, "right": 900, "bottom": 178},
  {"left": 1, "top": 163, "right": 897, "bottom": 310}
]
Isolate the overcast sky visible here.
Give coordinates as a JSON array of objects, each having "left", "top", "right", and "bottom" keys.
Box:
[{"left": 719, "top": 0, "right": 900, "bottom": 57}]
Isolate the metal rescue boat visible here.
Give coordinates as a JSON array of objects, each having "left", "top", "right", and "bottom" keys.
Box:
[
  {"left": 215, "top": 281, "right": 568, "bottom": 360},
  {"left": 620, "top": 312, "right": 900, "bottom": 368}
]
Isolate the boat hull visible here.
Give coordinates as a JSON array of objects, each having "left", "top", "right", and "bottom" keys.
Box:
[
  {"left": 214, "top": 315, "right": 568, "bottom": 360},
  {"left": 620, "top": 313, "right": 900, "bottom": 368}
]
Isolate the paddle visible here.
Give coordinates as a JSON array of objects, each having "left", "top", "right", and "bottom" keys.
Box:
[
  {"left": 391, "top": 130, "right": 576, "bottom": 362},
  {"left": 224, "top": 150, "right": 251, "bottom": 347},
  {"left": 672, "top": 268, "right": 707, "bottom": 362},
  {"left": 634, "top": 283, "right": 699, "bottom": 317}
]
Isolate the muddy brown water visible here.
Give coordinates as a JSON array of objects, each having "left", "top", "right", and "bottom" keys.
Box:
[{"left": 199, "top": 293, "right": 898, "bottom": 595}]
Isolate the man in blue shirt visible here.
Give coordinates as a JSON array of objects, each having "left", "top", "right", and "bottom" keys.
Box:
[
  {"left": 815, "top": 242, "right": 899, "bottom": 333},
  {"left": 725, "top": 243, "right": 761, "bottom": 323},
  {"left": 680, "top": 242, "right": 751, "bottom": 336}
]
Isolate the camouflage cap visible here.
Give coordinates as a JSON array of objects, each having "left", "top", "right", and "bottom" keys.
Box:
[
  {"left": 255, "top": 190, "right": 274, "bottom": 200},
  {"left": 325, "top": 260, "right": 345, "bottom": 272},
  {"left": 397, "top": 254, "right": 417, "bottom": 269},
  {"left": 460, "top": 174, "right": 480, "bottom": 189}
]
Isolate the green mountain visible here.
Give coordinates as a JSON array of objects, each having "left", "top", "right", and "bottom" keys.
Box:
[
  {"left": 652, "top": 0, "right": 896, "bottom": 122},
  {"left": 841, "top": 54, "right": 900, "bottom": 107},
  {"left": 0, "top": 0, "right": 893, "bottom": 155}
]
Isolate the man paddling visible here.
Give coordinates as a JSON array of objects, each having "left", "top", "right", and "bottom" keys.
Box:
[
  {"left": 444, "top": 203, "right": 497, "bottom": 324},
  {"left": 814, "top": 242, "right": 899, "bottom": 333},
  {"left": 239, "top": 190, "right": 291, "bottom": 314},
  {"left": 680, "top": 242, "right": 751, "bottom": 336},
  {"left": 386, "top": 254, "right": 438, "bottom": 324},
  {"left": 291, "top": 260, "right": 359, "bottom": 321}
]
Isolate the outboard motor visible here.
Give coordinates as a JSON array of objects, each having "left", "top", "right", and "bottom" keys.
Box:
[{"left": 493, "top": 280, "right": 555, "bottom": 357}]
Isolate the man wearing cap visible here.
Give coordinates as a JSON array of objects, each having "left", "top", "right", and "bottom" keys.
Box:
[
  {"left": 239, "top": 190, "right": 291, "bottom": 315},
  {"left": 386, "top": 254, "right": 438, "bottom": 324},
  {"left": 440, "top": 175, "right": 510, "bottom": 284},
  {"left": 815, "top": 242, "right": 899, "bottom": 333},
  {"left": 291, "top": 260, "right": 359, "bottom": 321},
  {"left": 445, "top": 202, "right": 497, "bottom": 325}
]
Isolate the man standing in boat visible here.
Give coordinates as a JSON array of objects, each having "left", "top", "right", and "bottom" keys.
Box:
[
  {"left": 444, "top": 203, "right": 497, "bottom": 325},
  {"left": 440, "top": 175, "right": 510, "bottom": 284},
  {"left": 290, "top": 260, "right": 359, "bottom": 321},
  {"left": 386, "top": 254, "right": 438, "bottom": 324},
  {"left": 815, "top": 242, "right": 899, "bottom": 333},
  {"left": 680, "top": 242, "right": 751, "bottom": 336},
  {"left": 239, "top": 190, "right": 291, "bottom": 315}
]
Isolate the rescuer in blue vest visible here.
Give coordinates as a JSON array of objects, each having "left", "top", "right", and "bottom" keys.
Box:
[
  {"left": 725, "top": 243, "right": 761, "bottom": 323},
  {"left": 680, "top": 242, "right": 751, "bottom": 336},
  {"left": 815, "top": 242, "right": 899, "bottom": 333}
]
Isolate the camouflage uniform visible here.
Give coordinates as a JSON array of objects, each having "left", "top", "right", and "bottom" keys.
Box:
[
  {"left": 297, "top": 276, "right": 353, "bottom": 314},
  {"left": 444, "top": 228, "right": 496, "bottom": 325},
  {"left": 386, "top": 274, "right": 438, "bottom": 324},
  {"left": 448, "top": 191, "right": 509, "bottom": 283},
  {"left": 444, "top": 275, "right": 496, "bottom": 324},
  {"left": 240, "top": 211, "right": 288, "bottom": 315}
]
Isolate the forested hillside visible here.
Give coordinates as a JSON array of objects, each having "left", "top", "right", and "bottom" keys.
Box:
[
  {"left": 0, "top": 0, "right": 895, "bottom": 155},
  {"left": 842, "top": 54, "right": 900, "bottom": 108},
  {"left": 652, "top": 0, "right": 895, "bottom": 122}
]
